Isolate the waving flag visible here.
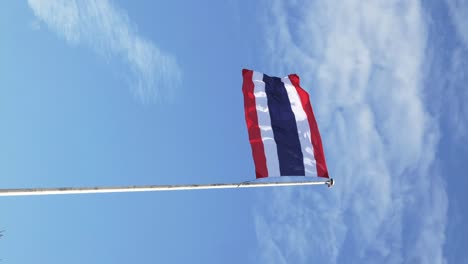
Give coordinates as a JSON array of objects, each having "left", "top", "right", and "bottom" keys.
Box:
[{"left": 242, "top": 69, "right": 329, "bottom": 179}]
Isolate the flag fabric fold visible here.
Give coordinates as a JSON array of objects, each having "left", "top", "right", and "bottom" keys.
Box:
[{"left": 242, "top": 69, "right": 329, "bottom": 178}]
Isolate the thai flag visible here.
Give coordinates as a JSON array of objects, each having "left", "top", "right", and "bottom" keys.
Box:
[{"left": 242, "top": 69, "right": 329, "bottom": 179}]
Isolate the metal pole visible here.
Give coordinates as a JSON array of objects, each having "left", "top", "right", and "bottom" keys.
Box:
[{"left": 0, "top": 178, "right": 334, "bottom": 197}]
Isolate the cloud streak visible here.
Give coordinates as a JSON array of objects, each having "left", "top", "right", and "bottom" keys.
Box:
[
  {"left": 28, "top": 0, "right": 182, "bottom": 102},
  {"left": 444, "top": 0, "right": 468, "bottom": 141},
  {"left": 446, "top": 0, "right": 468, "bottom": 49},
  {"left": 255, "top": 0, "right": 448, "bottom": 263}
]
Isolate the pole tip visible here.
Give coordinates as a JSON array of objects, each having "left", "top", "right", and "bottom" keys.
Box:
[{"left": 326, "top": 178, "right": 334, "bottom": 188}]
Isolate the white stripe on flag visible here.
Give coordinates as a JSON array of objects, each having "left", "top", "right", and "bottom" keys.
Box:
[
  {"left": 282, "top": 77, "right": 317, "bottom": 176},
  {"left": 253, "top": 71, "right": 280, "bottom": 177}
]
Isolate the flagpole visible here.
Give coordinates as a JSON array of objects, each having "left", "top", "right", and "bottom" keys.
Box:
[{"left": 0, "top": 178, "right": 334, "bottom": 197}]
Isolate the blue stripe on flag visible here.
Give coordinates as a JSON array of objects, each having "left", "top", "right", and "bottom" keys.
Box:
[{"left": 263, "top": 74, "right": 305, "bottom": 176}]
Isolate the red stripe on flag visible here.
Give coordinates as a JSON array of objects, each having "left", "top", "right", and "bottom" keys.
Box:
[
  {"left": 242, "top": 69, "right": 268, "bottom": 178},
  {"left": 288, "top": 74, "right": 329, "bottom": 178}
]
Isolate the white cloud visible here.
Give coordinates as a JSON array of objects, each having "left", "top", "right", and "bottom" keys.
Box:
[
  {"left": 28, "top": 0, "right": 182, "bottom": 103},
  {"left": 255, "top": 0, "right": 448, "bottom": 263}
]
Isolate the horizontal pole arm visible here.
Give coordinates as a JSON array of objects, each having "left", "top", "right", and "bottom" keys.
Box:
[{"left": 0, "top": 179, "right": 334, "bottom": 197}]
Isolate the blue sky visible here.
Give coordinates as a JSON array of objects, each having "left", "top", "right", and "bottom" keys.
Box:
[{"left": 1, "top": 0, "right": 467, "bottom": 263}]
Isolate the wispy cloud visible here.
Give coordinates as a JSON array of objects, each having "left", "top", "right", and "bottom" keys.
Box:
[
  {"left": 255, "top": 0, "right": 448, "bottom": 263},
  {"left": 444, "top": 0, "right": 468, "bottom": 141},
  {"left": 30, "top": 19, "right": 41, "bottom": 31},
  {"left": 446, "top": 0, "right": 468, "bottom": 49},
  {"left": 443, "top": 48, "right": 468, "bottom": 141},
  {"left": 28, "top": 0, "right": 182, "bottom": 103}
]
